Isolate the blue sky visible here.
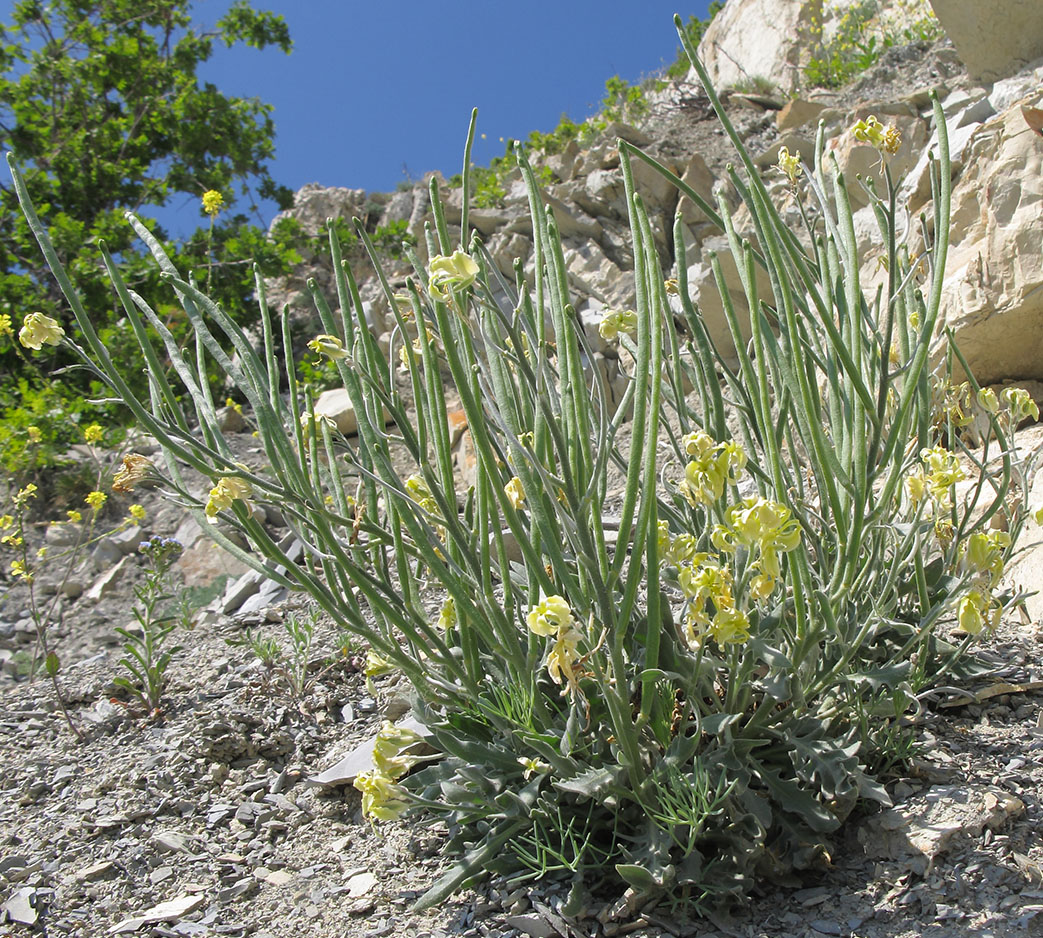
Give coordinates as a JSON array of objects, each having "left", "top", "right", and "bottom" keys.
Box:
[{"left": 176, "top": 1, "right": 712, "bottom": 233}]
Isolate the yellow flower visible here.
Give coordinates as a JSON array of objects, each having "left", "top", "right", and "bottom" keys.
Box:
[
  {"left": 11, "top": 559, "right": 32, "bottom": 582},
  {"left": 710, "top": 606, "right": 751, "bottom": 645},
  {"left": 1034, "top": 504, "right": 1043, "bottom": 526},
  {"left": 882, "top": 126, "right": 902, "bottom": 155},
  {"left": 750, "top": 574, "right": 776, "bottom": 601},
  {"left": 920, "top": 446, "right": 966, "bottom": 501},
  {"left": 128, "top": 504, "right": 146, "bottom": 522},
  {"left": 353, "top": 770, "right": 408, "bottom": 822},
  {"left": 721, "top": 497, "right": 801, "bottom": 579},
  {"left": 373, "top": 720, "right": 423, "bottom": 780},
  {"left": 776, "top": 145, "right": 803, "bottom": 184},
  {"left": 201, "top": 189, "right": 224, "bottom": 217},
  {"left": 85, "top": 490, "right": 107, "bottom": 512},
  {"left": 518, "top": 756, "right": 551, "bottom": 780},
  {"left": 299, "top": 411, "right": 338, "bottom": 437},
  {"left": 1001, "top": 387, "right": 1040, "bottom": 424},
  {"left": 26, "top": 426, "right": 41, "bottom": 443},
  {"left": 663, "top": 278, "right": 680, "bottom": 296},
  {"left": 905, "top": 469, "right": 927, "bottom": 504},
  {"left": 437, "top": 597, "right": 457, "bottom": 631},
  {"left": 956, "top": 589, "right": 1000, "bottom": 636},
  {"left": 0, "top": 515, "right": 12, "bottom": 530},
  {"left": 678, "top": 432, "right": 747, "bottom": 506},
  {"left": 36, "top": 546, "right": 47, "bottom": 560},
  {"left": 0, "top": 313, "right": 12, "bottom": 337},
  {"left": 307, "top": 333, "right": 349, "bottom": 360},
  {"left": 961, "top": 530, "right": 1010, "bottom": 588},
  {"left": 365, "top": 650, "right": 395, "bottom": 679},
  {"left": 83, "top": 424, "right": 104, "bottom": 444},
  {"left": 598, "top": 308, "right": 639, "bottom": 341},
  {"left": 1, "top": 533, "right": 23, "bottom": 547},
  {"left": 19, "top": 312, "right": 64, "bottom": 350},
  {"left": 546, "top": 626, "right": 581, "bottom": 690},
  {"left": 977, "top": 387, "right": 999, "bottom": 414},
  {"left": 14, "top": 484, "right": 37, "bottom": 507},
  {"left": 526, "top": 595, "right": 574, "bottom": 637},
  {"left": 65, "top": 510, "right": 82, "bottom": 523},
  {"left": 504, "top": 476, "right": 525, "bottom": 510},
  {"left": 112, "top": 454, "right": 154, "bottom": 493},
  {"left": 204, "top": 476, "right": 252, "bottom": 523},
  {"left": 428, "top": 251, "right": 480, "bottom": 301},
  {"left": 853, "top": 115, "right": 901, "bottom": 157}
]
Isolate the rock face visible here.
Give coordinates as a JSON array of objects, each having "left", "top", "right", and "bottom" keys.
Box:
[
  {"left": 936, "top": 85, "right": 1043, "bottom": 384},
  {"left": 263, "top": 3, "right": 1043, "bottom": 391},
  {"left": 930, "top": 0, "right": 1043, "bottom": 81},
  {"left": 696, "top": 0, "right": 822, "bottom": 93}
]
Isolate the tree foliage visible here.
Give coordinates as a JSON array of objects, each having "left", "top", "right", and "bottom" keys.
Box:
[{"left": 0, "top": 0, "right": 302, "bottom": 478}]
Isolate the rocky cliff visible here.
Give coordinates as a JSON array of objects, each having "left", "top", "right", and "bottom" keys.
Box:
[{"left": 264, "top": 0, "right": 1043, "bottom": 392}]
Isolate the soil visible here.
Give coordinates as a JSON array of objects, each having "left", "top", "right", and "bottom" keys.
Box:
[{"left": 4, "top": 32, "right": 1043, "bottom": 938}]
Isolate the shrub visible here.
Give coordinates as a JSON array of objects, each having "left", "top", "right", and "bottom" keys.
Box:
[{"left": 10, "top": 15, "right": 1037, "bottom": 916}]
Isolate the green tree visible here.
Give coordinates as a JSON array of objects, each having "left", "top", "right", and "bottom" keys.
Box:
[{"left": 0, "top": 0, "right": 302, "bottom": 480}]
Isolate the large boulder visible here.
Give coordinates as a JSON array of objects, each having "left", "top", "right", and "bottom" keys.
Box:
[
  {"left": 936, "top": 90, "right": 1043, "bottom": 384},
  {"left": 929, "top": 0, "right": 1043, "bottom": 81}
]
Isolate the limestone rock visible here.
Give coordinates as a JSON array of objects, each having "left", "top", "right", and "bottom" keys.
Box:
[
  {"left": 858, "top": 784, "right": 1025, "bottom": 873},
  {"left": 935, "top": 90, "right": 1043, "bottom": 384},
  {"left": 930, "top": 0, "right": 1043, "bottom": 81},
  {"left": 697, "top": 0, "right": 823, "bottom": 94},
  {"left": 777, "top": 97, "right": 828, "bottom": 131}
]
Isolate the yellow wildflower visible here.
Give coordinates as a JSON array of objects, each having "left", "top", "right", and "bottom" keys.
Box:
[
  {"left": 204, "top": 476, "right": 252, "bottom": 523},
  {"left": 710, "top": 606, "right": 751, "bottom": 645},
  {"left": 1, "top": 533, "right": 23, "bottom": 547},
  {"left": 1034, "top": 504, "right": 1043, "bottom": 526},
  {"left": 920, "top": 446, "right": 965, "bottom": 501},
  {"left": 428, "top": 251, "right": 480, "bottom": 301},
  {"left": 1001, "top": 387, "right": 1040, "bottom": 424},
  {"left": 905, "top": 469, "right": 927, "bottom": 505},
  {"left": 546, "top": 626, "right": 581, "bottom": 690},
  {"left": 721, "top": 496, "right": 801, "bottom": 579},
  {"left": 977, "top": 387, "right": 999, "bottom": 414},
  {"left": 128, "top": 504, "right": 146, "bottom": 522},
  {"left": 112, "top": 454, "right": 154, "bottom": 493},
  {"left": 776, "top": 145, "right": 803, "bottom": 184},
  {"left": 14, "top": 484, "right": 37, "bottom": 507},
  {"left": 83, "top": 424, "right": 104, "bottom": 444},
  {"left": 961, "top": 530, "right": 1010, "bottom": 588},
  {"left": 373, "top": 720, "right": 423, "bottom": 780},
  {"left": 678, "top": 432, "right": 747, "bottom": 506},
  {"left": 526, "top": 595, "right": 574, "bottom": 637},
  {"left": 201, "top": 189, "right": 224, "bottom": 217},
  {"left": 85, "top": 491, "right": 107, "bottom": 512},
  {"left": 66, "top": 509, "right": 82, "bottom": 523},
  {"left": 852, "top": 115, "right": 901, "bottom": 156},
  {"left": 353, "top": 770, "right": 409, "bottom": 822},
  {"left": 437, "top": 597, "right": 457, "bottom": 631},
  {"left": 518, "top": 756, "right": 551, "bottom": 780},
  {"left": 365, "top": 650, "right": 395, "bottom": 680},
  {"left": 11, "top": 559, "right": 32, "bottom": 582},
  {"left": 36, "top": 546, "right": 47, "bottom": 560},
  {"left": 307, "top": 334, "right": 349, "bottom": 360},
  {"left": 18, "top": 312, "right": 64, "bottom": 350},
  {"left": 26, "top": 426, "right": 41, "bottom": 443},
  {"left": 663, "top": 278, "right": 679, "bottom": 295},
  {"left": 504, "top": 476, "right": 525, "bottom": 510},
  {"left": 0, "top": 313, "right": 12, "bottom": 337},
  {"left": 598, "top": 308, "right": 638, "bottom": 341},
  {"left": 956, "top": 589, "right": 1000, "bottom": 636},
  {"left": 0, "top": 515, "right": 12, "bottom": 530}
]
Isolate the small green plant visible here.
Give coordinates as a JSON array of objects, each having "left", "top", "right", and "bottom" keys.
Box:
[
  {"left": 113, "top": 535, "right": 185, "bottom": 715},
  {"left": 233, "top": 609, "right": 323, "bottom": 702},
  {"left": 729, "top": 75, "right": 780, "bottom": 96}
]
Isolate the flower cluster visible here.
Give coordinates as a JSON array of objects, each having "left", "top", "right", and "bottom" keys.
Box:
[
  {"left": 905, "top": 446, "right": 965, "bottom": 508},
  {"left": 713, "top": 497, "right": 802, "bottom": 589},
  {"left": 201, "top": 189, "right": 224, "bottom": 217},
  {"left": 598, "top": 308, "right": 638, "bottom": 341},
  {"left": 504, "top": 476, "right": 525, "bottom": 510},
  {"left": 677, "top": 553, "right": 750, "bottom": 645},
  {"left": 428, "top": 251, "right": 479, "bottom": 301},
  {"left": 353, "top": 720, "right": 423, "bottom": 822},
  {"left": 526, "top": 595, "right": 584, "bottom": 694},
  {"left": 852, "top": 115, "right": 901, "bottom": 156},
  {"left": 678, "top": 431, "right": 747, "bottom": 507},
  {"left": 205, "top": 475, "right": 253, "bottom": 523},
  {"left": 952, "top": 529, "right": 1011, "bottom": 636},
  {"left": 138, "top": 535, "right": 184, "bottom": 575}
]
